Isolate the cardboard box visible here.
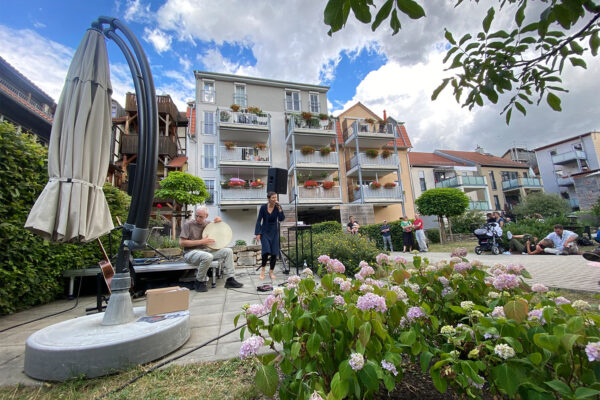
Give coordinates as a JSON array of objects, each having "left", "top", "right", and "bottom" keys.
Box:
[{"left": 145, "top": 286, "right": 190, "bottom": 316}]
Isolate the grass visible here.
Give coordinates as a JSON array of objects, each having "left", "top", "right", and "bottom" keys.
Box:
[
  {"left": 0, "top": 358, "right": 265, "bottom": 400},
  {"left": 427, "top": 240, "right": 478, "bottom": 253}
]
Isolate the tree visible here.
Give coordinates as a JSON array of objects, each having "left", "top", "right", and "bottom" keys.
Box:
[
  {"left": 511, "top": 192, "right": 571, "bottom": 219},
  {"left": 154, "top": 171, "right": 209, "bottom": 239},
  {"left": 324, "top": 0, "right": 600, "bottom": 123},
  {"left": 415, "top": 188, "right": 470, "bottom": 243}
]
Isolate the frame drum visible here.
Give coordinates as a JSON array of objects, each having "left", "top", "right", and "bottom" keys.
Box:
[{"left": 202, "top": 222, "right": 233, "bottom": 250}]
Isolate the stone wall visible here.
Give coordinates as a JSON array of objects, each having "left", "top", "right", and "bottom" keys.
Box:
[
  {"left": 232, "top": 244, "right": 262, "bottom": 267},
  {"left": 574, "top": 173, "right": 600, "bottom": 211}
]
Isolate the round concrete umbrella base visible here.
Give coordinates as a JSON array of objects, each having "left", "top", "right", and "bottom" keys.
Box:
[{"left": 24, "top": 307, "right": 190, "bottom": 381}]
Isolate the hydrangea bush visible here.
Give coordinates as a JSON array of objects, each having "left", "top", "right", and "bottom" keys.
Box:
[{"left": 236, "top": 251, "right": 600, "bottom": 399}]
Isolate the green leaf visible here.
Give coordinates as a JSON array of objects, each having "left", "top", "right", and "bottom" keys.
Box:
[
  {"left": 396, "top": 0, "right": 426, "bottom": 19},
  {"left": 515, "top": 2, "right": 526, "bottom": 27},
  {"left": 431, "top": 78, "right": 451, "bottom": 100},
  {"left": 554, "top": 4, "right": 573, "bottom": 29},
  {"left": 372, "top": 0, "right": 393, "bottom": 31},
  {"left": 561, "top": 333, "right": 580, "bottom": 352},
  {"left": 570, "top": 40, "right": 585, "bottom": 55},
  {"left": 444, "top": 29, "right": 456, "bottom": 45},
  {"left": 372, "top": 319, "right": 388, "bottom": 340},
  {"left": 492, "top": 363, "right": 519, "bottom": 396},
  {"left": 383, "top": 374, "right": 395, "bottom": 392},
  {"left": 504, "top": 299, "right": 529, "bottom": 323},
  {"left": 330, "top": 372, "right": 349, "bottom": 399},
  {"left": 570, "top": 57, "right": 587, "bottom": 69},
  {"left": 390, "top": 9, "right": 401, "bottom": 34},
  {"left": 400, "top": 329, "right": 416, "bottom": 346},
  {"left": 520, "top": 22, "right": 539, "bottom": 33},
  {"left": 503, "top": 336, "right": 523, "bottom": 353},
  {"left": 350, "top": 0, "right": 372, "bottom": 23},
  {"left": 514, "top": 101, "right": 526, "bottom": 116},
  {"left": 339, "top": 360, "right": 354, "bottom": 380},
  {"left": 358, "top": 361, "right": 380, "bottom": 391},
  {"left": 590, "top": 31, "right": 600, "bottom": 57},
  {"left": 347, "top": 315, "right": 356, "bottom": 334},
  {"left": 528, "top": 352, "right": 543, "bottom": 365},
  {"left": 420, "top": 351, "right": 433, "bottom": 373},
  {"left": 430, "top": 368, "right": 447, "bottom": 393},
  {"left": 324, "top": 0, "right": 351, "bottom": 35},
  {"left": 459, "top": 33, "right": 472, "bottom": 46},
  {"left": 291, "top": 341, "right": 301, "bottom": 359},
  {"left": 545, "top": 380, "right": 573, "bottom": 397},
  {"left": 505, "top": 107, "right": 512, "bottom": 125},
  {"left": 534, "top": 333, "right": 560, "bottom": 353},
  {"left": 574, "top": 387, "right": 600, "bottom": 399},
  {"left": 255, "top": 364, "right": 279, "bottom": 397},
  {"left": 359, "top": 322, "right": 372, "bottom": 348},
  {"left": 482, "top": 7, "right": 495, "bottom": 33},
  {"left": 567, "top": 316, "right": 584, "bottom": 332},
  {"left": 547, "top": 92, "right": 562, "bottom": 111},
  {"left": 307, "top": 332, "right": 322, "bottom": 357}
]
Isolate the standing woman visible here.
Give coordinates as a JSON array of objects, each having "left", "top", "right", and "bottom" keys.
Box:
[
  {"left": 400, "top": 216, "right": 414, "bottom": 252},
  {"left": 255, "top": 192, "right": 285, "bottom": 280}
]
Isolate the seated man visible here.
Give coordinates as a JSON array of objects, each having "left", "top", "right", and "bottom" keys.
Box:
[
  {"left": 179, "top": 206, "right": 243, "bottom": 292},
  {"left": 543, "top": 224, "right": 579, "bottom": 255}
]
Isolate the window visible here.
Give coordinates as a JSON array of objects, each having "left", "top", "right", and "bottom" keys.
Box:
[
  {"left": 285, "top": 90, "right": 300, "bottom": 111},
  {"left": 494, "top": 195, "right": 501, "bottom": 210},
  {"left": 202, "top": 81, "right": 215, "bottom": 103},
  {"left": 234, "top": 84, "right": 247, "bottom": 107},
  {"left": 205, "top": 179, "right": 215, "bottom": 204},
  {"left": 523, "top": 171, "right": 529, "bottom": 178},
  {"left": 488, "top": 171, "right": 497, "bottom": 190},
  {"left": 418, "top": 171, "right": 427, "bottom": 192},
  {"left": 203, "top": 111, "right": 215, "bottom": 135},
  {"left": 309, "top": 92, "right": 320, "bottom": 113},
  {"left": 434, "top": 171, "right": 446, "bottom": 183},
  {"left": 203, "top": 143, "right": 215, "bottom": 169}
]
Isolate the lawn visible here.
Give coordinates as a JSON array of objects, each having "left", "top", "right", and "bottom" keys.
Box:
[{"left": 0, "top": 358, "right": 265, "bottom": 400}]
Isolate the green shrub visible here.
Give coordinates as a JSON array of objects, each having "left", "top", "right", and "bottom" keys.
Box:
[
  {"left": 0, "top": 122, "right": 130, "bottom": 315},
  {"left": 500, "top": 216, "right": 581, "bottom": 248},
  {"left": 512, "top": 192, "right": 571, "bottom": 219},
  {"left": 235, "top": 239, "right": 247, "bottom": 246},
  {"left": 359, "top": 220, "right": 406, "bottom": 250},
  {"left": 147, "top": 236, "right": 180, "bottom": 249},
  {"left": 310, "top": 220, "right": 343, "bottom": 235},
  {"left": 449, "top": 210, "right": 486, "bottom": 234},
  {"left": 425, "top": 228, "right": 440, "bottom": 243},
  {"left": 290, "top": 232, "right": 380, "bottom": 276}
]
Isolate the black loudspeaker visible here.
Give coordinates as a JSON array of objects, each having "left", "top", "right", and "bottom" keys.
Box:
[
  {"left": 267, "top": 168, "right": 288, "bottom": 194},
  {"left": 126, "top": 163, "right": 137, "bottom": 196}
]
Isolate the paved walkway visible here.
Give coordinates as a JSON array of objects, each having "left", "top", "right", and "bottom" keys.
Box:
[{"left": 1, "top": 252, "right": 599, "bottom": 387}]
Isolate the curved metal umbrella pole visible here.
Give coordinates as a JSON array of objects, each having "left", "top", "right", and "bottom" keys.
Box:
[{"left": 92, "top": 17, "right": 158, "bottom": 324}]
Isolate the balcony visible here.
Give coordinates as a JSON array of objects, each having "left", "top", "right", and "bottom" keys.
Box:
[
  {"left": 0, "top": 77, "right": 54, "bottom": 118},
  {"left": 570, "top": 197, "right": 580, "bottom": 208},
  {"left": 552, "top": 150, "right": 587, "bottom": 165},
  {"left": 469, "top": 201, "right": 491, "bottom": 211},
  {"left": 126, "top": 93, "right": 180, "bottom": 120},
  {"left": 352, "top": 185, "right": 403, "bottom": 203},
  {"left": 502, "top": 177, "right": 543, "bottom": 191},
  {"left": 297, "top": 186, "right": 342, "bottom": 204},
  {"left": 220, "top": 146, "right": 270, "bottom": 166},
  {"left": 556, "top": 176, "right": 575, "bottom": 186},
  {"left": 347, "top": 152, "right": 399, "bottom": 175},
  {"left": 287, "top": 115, "right": 336, "bottom": 133},
  {"left": 218, "top": 109, "right": 270, "bottom": 142},
  {"left": 293, "top": 150, "right": 338, "bottom": 168},
  {"left": 343, "top": 120, "right": 394, "bottom": 143},
  {"left": 120, "top": 134, "right": 177, "bottom": 158},
  {"left": 220, "top": 187, "right": 266, "bottom": 205},
  {"left": 435, "top": 175, "right": 487, "bottom": 188}
]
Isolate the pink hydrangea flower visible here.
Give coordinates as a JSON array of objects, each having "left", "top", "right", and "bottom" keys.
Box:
[
  {"left": 376, "top": 253, "right": 390, "bottom": 265},
  {"left": 453, "top": 262, "right": 472, "bottom": 273},
  {"left": 330, "top": 259, "right": 346, "bottom": 274},
  {"left": 359, "top": 284, "right": 374, "bottom": 293},
  {"left": 264, "top": 294, "right": 283, "bottom": 311},
  {"left": 358, "top": 265, "right": 375, "bottom": 277},
  {"left": 239, "top": 335, "right": 264, "bottom": 358},
  {"left": 554, "top": 296, "right": 571, "bottom": 305},
  {"left": 309, "top": 392, "right": 324, "bottom": 400},
  {"left": 246, "top": 304, "right": 266, "bottom": 316},
  {"left": 451, "top": 247, "right": 468, "bottom": 258},
  {"left": 528, "top": 309, "right": 546, "bottom": 324},
  {"left": 356, "top": 293, "right": 387, "bottom": 312},
  {"left": 450, "top": 257, "right": 462, "bottom": 264},
  {"left": 339, "top": 281, "right": 352, "bottom": 292},
  {"left": 318, "top": 255, "right": 331, "bottom": 265},
  {"left": 506, "top": 264, "right": 525, "bottom": 274},
  {"left": 391, "top": 286, "right": 407, "bottom": 301},
  {"left": 354, "top": 273, "right": 365, "bottom": 281},
  {"left": 365, "top": 278, "right": 385, "bottom": 288},
  {"left": 531, "top": 283, "right": 549, "bottom": 293},
  {"left": 492, "top": 273, "right": 520, "bottom": 290},
  {"left": 288, "top": 275, "right": 301, "bottom": 285},
  {"left": 491, "top": 306, "right": 505, "bottom": 318},
  {"left": 393, "top": 255, "right": 408, "bottom": 264},
  {"left": 333, "top": 277, "right": 344, "bottom": 285},
  {"left": 334, "top": 295, "right": 345, "bottom": 306},
  {"left": 586, "top": 342, "right": 600, "bottom": 362},
  {"left": 406, "top": 306, "right": 426, "bottom": 322}
]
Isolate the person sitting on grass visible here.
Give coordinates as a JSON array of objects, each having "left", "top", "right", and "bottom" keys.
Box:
[
  {"left": 506, "top": 232, "right": 539, "bottom": 254},
  {"left": 543, "top": 224, "right": 579, "bottom": 255}
]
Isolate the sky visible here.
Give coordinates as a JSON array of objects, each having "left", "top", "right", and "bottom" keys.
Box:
[{"left": 1, "top": 0, "right": 598, "bottom": 155}]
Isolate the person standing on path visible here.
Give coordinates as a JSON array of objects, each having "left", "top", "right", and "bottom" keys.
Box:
[
  {"left": 400, "top": 216, "right": 414, "bottom": 253},
  {"left": 255, "top": 192, "right": 286, "bottom": 280},
  {"left": 413, "top": 213, "right": 428, "bottom": 252},
  {"left": 380, "top": 219, "right": 393, "bottom": 252}
]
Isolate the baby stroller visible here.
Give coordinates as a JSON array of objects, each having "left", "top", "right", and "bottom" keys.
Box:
[{"left": 474, "top": 222, "right": 505, "bottom": 255}]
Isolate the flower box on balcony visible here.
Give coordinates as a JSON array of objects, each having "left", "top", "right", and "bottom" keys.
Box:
[
  {"left": 301, "top": 111, "right": 313, "bottom": 121},
  {"left": 381, "top": 149, "right": 392, "bottom": 159},
  {"left": 365, "top": 149, "right": 379, "bottom": 158},
  {"left": 228, "top": 177, "right": 246, "bottom": 187},
  {"left": 383, "top": 182, "right": 396, "bottom": 189},
  {"left": 230, "top": 104, "right": 240, "bottom": 112},
  {"left": 250, "top": 180, "right": 264, "bottom": 188},
  {"left": 247, "top": 106, "right": 262, "bottom": 114},
  {"left": 322, "top": 181, "right": 335, "bottom": 190},
  {"left": 370, "top": 182, "right": 382, "bottom": 189},
  {"left": 254, "top": 143, "right": 267, "bottom": 151},
  {"left": 224, "top": 141, "right": 236, "bottom": 150},
  {"left": 301, "top": 146, "right": 315, "bottom": 155},
  {"left": 303, "top": 180, "right": 318, "bottom": 188},
  {"left": 364, "top": 118, "right": 375, "bottom": 124},
  {"left": 220, "top": 111, "right": 230, "bottom": 122},
  {"left": 319, "top": 146, "right": 331, "bottom": 156}
]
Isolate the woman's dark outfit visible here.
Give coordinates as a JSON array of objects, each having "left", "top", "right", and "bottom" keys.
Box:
[{"left": 255, "top": 204, "right": 285, "bottom": 270}]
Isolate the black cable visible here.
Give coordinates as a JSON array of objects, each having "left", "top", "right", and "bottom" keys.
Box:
[
  {"left": 0, "top": 276, "right": 84, "bottom": 333},
  {"left": 226, "top": 288, "right": 273, "bottom": 296},
  {"left": 96, "top": 312, "right": 269, "bottom": 399}
]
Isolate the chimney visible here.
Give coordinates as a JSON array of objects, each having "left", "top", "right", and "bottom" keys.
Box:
[
  {"left": 475, "top": 145, "right": 485, "bottom": 154},
  {"left": 383, "top": 109, "right": 387, "bottom": 121}
]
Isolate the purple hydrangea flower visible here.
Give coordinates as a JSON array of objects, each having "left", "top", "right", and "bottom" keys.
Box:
[
  {"left": 381, "top": 360, "right": 398, "bottom": 376},
  {"left": 453, "top": 262, "right": 472, "bottom": 273},
  {"left": 239, "top": 335, "right": 264, "bottom": 358},
  {"left": 393, "top": 255, "right": 407, "bottom": 264},
  {"left": 585, "top": 342, "right": 600, "bottom": 362},
  {"left": 246, "top": 304, "right": 265, "bottom": 316},
  {"left": 506, "top": 263, "right": 525, "bottom": 274},
  {"left": 451, "top": 247, "right": 468, "bottom": 258},
  {"left": 437, "top": 276, "right": 449, "bottom": 287},
  {"left": 491, "top": 306, "right": 505, "bottom": 318},
  {"left": 356, "top": 293, "right": 387, "bottom": 312},
  {"left": 339, "top": 280, "right": 352, "bottom": 292},
  {"left": 406, "top": 306, "right": 426, "bottom": 322},
  {"left": 528, "top": 309, "right": 546, "bottom": 324},
  {"left": 554, "top": 296, "right": 571, "bottom": 305},
  {"left": 492, "top": 273, "right": 520, "bottom": 290},
  {"left": 376, "top": 253, "right": 390, "bottom": 265},
  {"left": 334, "top": 295, "right": 345, "bottom": 306}
]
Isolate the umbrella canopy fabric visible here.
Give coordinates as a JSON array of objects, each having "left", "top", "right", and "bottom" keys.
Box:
[{"left": 25, "top": 28, "right": 114, "bottom": 242}]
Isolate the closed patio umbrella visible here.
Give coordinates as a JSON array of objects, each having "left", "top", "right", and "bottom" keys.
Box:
[{"left": 25, "top": 28, "right": 114, "bottom": 242}]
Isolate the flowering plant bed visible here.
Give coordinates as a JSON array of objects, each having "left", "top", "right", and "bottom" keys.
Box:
[
  {"left": 319, "top": 146, "right": 331, "bottom": 156},
  {"left": 301, "top": 145, "right": 315, "bottom": 155},
  {"left": 303, "top": 180, "right": 319, "bottom": 188},
  {"left": 322, "top": 181, "right": 335, "bottom": 190},
  {"left": 383, "top": 182, "right": 396, "bottom": 188},
  {"left": 237, "top": 251, "right": 600, "bottom": 399},
  {"left": 369, "top": 181, "right": 382, "bottom": 189},
  {"left": 365, "top": 149, "right": 379, "bottom": 158}
]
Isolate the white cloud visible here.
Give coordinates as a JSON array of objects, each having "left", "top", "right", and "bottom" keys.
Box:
[
  {"left": 32, "top": 21, "right": 46, "bottom": 29},
  {"left": 143, "top": 27, "right": 173, "bottom": 54},
  {"left": 123, "top": 0, "right": 153, "bottom": 23}
]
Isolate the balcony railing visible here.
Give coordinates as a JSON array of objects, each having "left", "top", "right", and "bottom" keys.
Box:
[
  {"left": 220, "top": 146, "right": 270, "bottom": 163},
  {"left": 0, "top": 77, "right": 54, "bottom": 118},
  {"left": 353, "top": 185, "right": 403, "bottom": 201},
  {"left": 120, "top": 134, "right": 177, "bottom": 158},
  {"left": 220, "top": 187, "right": 266, "bottom": 201},
  {"left": 294, "top": 150, "right": 338, "bottom": 165},
  {"left": 343, "top": 120, "right": 394, "bottom": 142},
  {"left": 126, "top": 93, "right": 180, "bottom": 120},
  {"left": 297, "top": 186, "right": 341, "bottom": 201},
  {"left": 288, "top": 115, "right": 336, "bottom": 131},
  {"left": 219, "top": 109, "right": 268, "bottom": 128},
  {"left": 469, "top": 201, "right": 491, "bottom": 210},
  {"left": 557, "top": 176, "right": 575, "bottom": 186},
  {"left": 349, "top": 153, "right": 399, "bottom": 169},
  {"left": 435, "top": 175, "right": 486, "bottom": 188},
  {"left": 552, "top": 150, "right": 587, "bottom": 165},
  {"left": 502, "top": 177, "right": 542, "bottom": 190}
]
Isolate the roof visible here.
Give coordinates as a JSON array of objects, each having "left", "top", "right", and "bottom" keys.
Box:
[
  {"left": 167, "top": 156, "right": 188, "bottom": 168},
  {"left": 408, "top": 152, "right": 467, "bottom": 167},
  {"left": 534, "top": 132, "right": 597, "bottom": 151},
  {"left": 500, "top": 147, "right": 533, "bottom": 159},
  {"left": 436, "top": 150, "right": 529, "bottom": 168}
]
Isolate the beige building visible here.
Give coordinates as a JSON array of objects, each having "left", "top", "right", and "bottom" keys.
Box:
[{"left": 409, "top": 149, "right": 543, "bottom": 212}]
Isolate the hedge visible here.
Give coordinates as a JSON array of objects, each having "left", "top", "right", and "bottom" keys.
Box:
[{"left": 359, "top": 220, "right": 409, "bottom": 250}]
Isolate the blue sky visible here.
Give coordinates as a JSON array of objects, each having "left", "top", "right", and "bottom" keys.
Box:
[{"left": 1, "top": 0, "right": 599, "bottom": 153}]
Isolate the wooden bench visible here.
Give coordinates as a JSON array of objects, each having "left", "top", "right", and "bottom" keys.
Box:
[{"left": 63, "top": 260, "right": 222, "bottom": 298}]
